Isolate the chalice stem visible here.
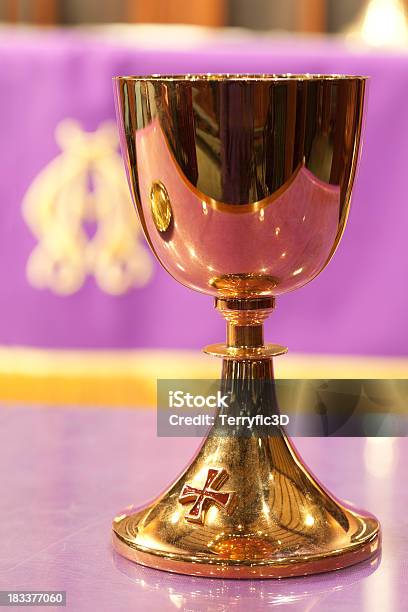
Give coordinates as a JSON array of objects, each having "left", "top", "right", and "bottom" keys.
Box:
[{"left": 113, "top": 297, "right": 380, "bottom": 577}]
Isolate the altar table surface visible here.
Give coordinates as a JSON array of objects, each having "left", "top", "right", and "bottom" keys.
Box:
[{"left": 0, "top": 404, "right": 405, "bottom": 612}]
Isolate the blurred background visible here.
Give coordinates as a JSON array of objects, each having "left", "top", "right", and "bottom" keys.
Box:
[
  {"left": 0, "top": 0, "right": 407, "bottom": 405},
  {"left": 1, "top": 0, "right": 406, "bottom": 38},
  {"left": 0, "top": 8, "right": 404, "bottom": 608}
]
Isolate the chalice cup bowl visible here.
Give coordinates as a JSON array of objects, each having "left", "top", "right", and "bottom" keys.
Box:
[{"left": 112, "top": 74, "right": 380, "bottom": 578}]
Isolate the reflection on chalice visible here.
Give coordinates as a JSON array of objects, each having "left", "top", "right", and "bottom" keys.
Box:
[{"left": 112, "top": 74, "right": 380, "bottom": 578}]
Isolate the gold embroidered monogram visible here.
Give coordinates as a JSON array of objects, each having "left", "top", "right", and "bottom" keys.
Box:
[{"left": 22, "top": 119, "right": 153, "bottom": 295}]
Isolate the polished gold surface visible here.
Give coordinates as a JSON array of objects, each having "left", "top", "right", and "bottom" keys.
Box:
[
  {"left": 114, "top": 73, "right": 366, "bottom": 298},
  {"left": 112, "top": 359, "right": 380, "bottom": 578},
  {"left": 204, "top": 295, "right": 288, "bottom": 359},
  {"left": 149, "top": 180, "right": 172, "bottom": 233},
  {"left": 112, "top": 74, "right": 379, "bottom": 578}
]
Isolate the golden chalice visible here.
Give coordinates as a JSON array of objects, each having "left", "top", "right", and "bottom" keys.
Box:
[{"left": 112, "top": 74, "right": 380, "bottom": 578}]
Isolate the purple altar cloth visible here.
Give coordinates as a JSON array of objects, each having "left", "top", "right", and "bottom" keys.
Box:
[
  {"left": 0, "top": 405, "right": 404, "bottom": 611},
  {"left": 0, "top": 29, "right": 407, "bottom": 355}
]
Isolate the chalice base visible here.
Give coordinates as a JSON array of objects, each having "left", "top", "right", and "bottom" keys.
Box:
[{"left": 112, "top": 430, "right": 380, "bottom": 579}]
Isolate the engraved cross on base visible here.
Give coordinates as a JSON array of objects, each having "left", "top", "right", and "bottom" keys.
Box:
[{"left": 178, "top": 468, "right": 235, "bottom": 525}]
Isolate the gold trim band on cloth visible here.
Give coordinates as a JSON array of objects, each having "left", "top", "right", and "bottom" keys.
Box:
[{"left": 0, "top": 347, "right": 406, "bottom": 407}]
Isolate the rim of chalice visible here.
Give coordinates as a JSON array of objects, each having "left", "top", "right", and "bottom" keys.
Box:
[{"left": 113, "top": 73, "right": 369, "bottom": 82}]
